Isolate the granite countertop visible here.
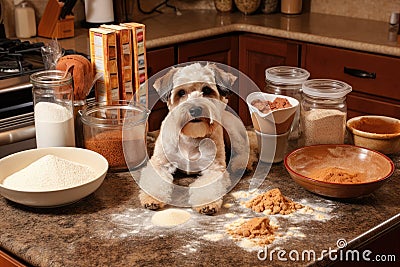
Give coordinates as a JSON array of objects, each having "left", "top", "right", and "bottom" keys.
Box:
[
  {"left": 36, "top": 10, "right": 400, "bottom": 57},
  {"left": 0, "top": 138, "right": 399, "bottom": 266}
]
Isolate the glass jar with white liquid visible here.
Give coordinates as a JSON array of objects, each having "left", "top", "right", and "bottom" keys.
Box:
[{"left": 30, "top": 70, "right": 75, "bottom": 148}]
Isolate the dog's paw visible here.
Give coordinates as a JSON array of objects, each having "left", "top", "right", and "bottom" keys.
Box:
[
  {"left": 144, "top": 203, "right": 162, "bottom": 210},
  {"left": 193, "top": 199, "right": 222, "bottom": 215},
  {"left": 139, "top": 191, "right": 166, "bottom": 210}
]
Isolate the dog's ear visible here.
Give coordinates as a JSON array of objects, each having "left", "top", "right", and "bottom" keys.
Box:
[
  {"left": 153, "top": 67, "right": 179, "bottom": 102},
  {"left": 207, "top": 63, "right": 237, "bottom": 97}
]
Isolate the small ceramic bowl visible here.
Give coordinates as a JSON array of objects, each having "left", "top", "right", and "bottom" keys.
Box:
[
  {"left": 284, "top": 144, "right": 394, "bottom": 198},
  {"left": 347, "top": 115, "right": 400, "bottom": 154},
  {"left": 0, "top": 147, "right": 108, "bottom": 207},
  {"left": 246, "top": 92, "right": 299, "bottom": 135}
]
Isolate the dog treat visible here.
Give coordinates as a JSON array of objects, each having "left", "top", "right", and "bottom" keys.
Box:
[
  {"left": 251, "top": 97, "right": 292, "bottom": 114},
  {"left": 246, "top": 188, "right": 303, "bottom": 215},
  {"left": 308, "top": 167, "right": 364, "bottom": 184},
  {"left": 227, "top": 217, "right": 276, "bottom": 245},
  {"left": 151, "top": 209, "right": 191, "bottom": 227}
]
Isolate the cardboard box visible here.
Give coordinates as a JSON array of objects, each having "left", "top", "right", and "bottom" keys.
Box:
[
  {"left": 101, "top": 24, "right": 133, "bottom": 100},
  {"left": 121, "top": 22, "right": 148, "bottom": 107},
  {"left": 89, "top": 28, "right": 120, "bottom": 104}
]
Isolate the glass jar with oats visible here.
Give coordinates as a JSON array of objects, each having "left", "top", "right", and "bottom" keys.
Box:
[
  {"left": 234, "top": 0, "right": 261, "bottom": 15},
  {"left": 214, "top": 0, "right": 233, "bottom": 12},
  {"left": 300, "top": 79, "right": 352, "bottom": 146}
]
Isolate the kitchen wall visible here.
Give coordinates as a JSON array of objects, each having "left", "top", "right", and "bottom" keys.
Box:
[{"left": 2, "top": 0, "right": 400, "bottom": 38}]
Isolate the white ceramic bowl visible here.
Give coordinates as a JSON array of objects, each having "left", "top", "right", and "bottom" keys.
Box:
[
  {"left": 0, "top": 147, "right": 108, "bottom": 207},
  {"left": 246, "top": 92, "right": 299, "bottom": 134}
]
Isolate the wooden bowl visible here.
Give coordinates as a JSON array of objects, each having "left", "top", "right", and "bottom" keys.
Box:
[
  {"left": 347, "top": 115, "right": 400, "bottom": 154},
  {"left": 284, "top": 145, "right": 394, "bottom": 198}
]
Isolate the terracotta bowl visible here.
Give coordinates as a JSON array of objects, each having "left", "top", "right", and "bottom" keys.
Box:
[
  {"left": 284, "top": 144, "right": 394, "bottom": 198},
  {"left": 347, "top": 115, "right": 400, "bottom": 154}
]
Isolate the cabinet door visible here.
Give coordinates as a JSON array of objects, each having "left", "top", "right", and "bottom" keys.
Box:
[
  {"left": 178, "top": 35, "right": 240, "bottom": 116},
  {"left": 147, "top": 47, "right": 175, "bottom": 131},
  {"left": 178, "top": 35, "right": 239, "bottom": 67},
  {"left": 238, "top": 34, "right": 300, "bottom": 125},
  {"left": 0, "top": 249, "right": 26, "bottom": 267},
  {"left": 302, "top": 44, "right": 400, "bottom": 118}
]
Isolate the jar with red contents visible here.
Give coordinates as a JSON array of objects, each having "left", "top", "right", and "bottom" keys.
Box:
[{"left": 265, "top": 66, "right": 310, "bottom": 140}]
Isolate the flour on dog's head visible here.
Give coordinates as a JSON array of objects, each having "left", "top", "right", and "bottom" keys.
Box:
[{"left": 153, "top": 62, "right": 237, "bottom": 103}]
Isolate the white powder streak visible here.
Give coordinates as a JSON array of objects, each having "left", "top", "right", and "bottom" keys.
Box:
[{"left": 2, "top": 155, "right": 96, "bottom": 191}]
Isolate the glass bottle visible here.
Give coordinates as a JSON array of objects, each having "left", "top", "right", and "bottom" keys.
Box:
[
  {"left": 300, "top": 79, "right": 352, "bottom": 146},
  {"left": 30, "top": 70, "right": 75, "bottom": 148},
  {"left": 265, "top": 66, "right": 310, "bottom": 140}
]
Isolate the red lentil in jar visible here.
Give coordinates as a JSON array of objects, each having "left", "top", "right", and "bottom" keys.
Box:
[{"left": 80, "top": 101, "right": 149, "bottom": 171}]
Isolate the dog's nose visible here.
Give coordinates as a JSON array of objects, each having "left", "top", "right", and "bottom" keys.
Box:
[{"left": 189, "top": 106, "right": 203, "bottom": 117}]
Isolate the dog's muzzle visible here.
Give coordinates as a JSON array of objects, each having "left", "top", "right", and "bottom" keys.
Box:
[{"left": 189, "top": 106, "right": 203, "bottom": 118}]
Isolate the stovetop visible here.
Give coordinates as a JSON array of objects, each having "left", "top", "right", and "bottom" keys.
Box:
[
  {"left": 0, "top": 38, "right": 45, "bottom": 81},
  {"left": 0, "top": 38, "right": 91, "bottom": 121}
]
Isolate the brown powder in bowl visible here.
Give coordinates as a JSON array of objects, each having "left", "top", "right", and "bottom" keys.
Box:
[
  {"left": 246, "top": 188, "right": 303, "bottom": 215},
  {"left": 308, "top": 167, "right": 364, "bottom": 184},
  {"left": 227, "top": 217, "right": 277, "bottom": 245},
  {"left": 350, "top": 117, "right": 400, "bottom": 134}
]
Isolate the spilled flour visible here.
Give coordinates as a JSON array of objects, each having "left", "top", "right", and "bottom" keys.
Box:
[
  {"left": 90, "top": 187, "right": 336, "bottom": 254},
  {"left": 151, "top": 209, "right": 191, "bottom": 227}
]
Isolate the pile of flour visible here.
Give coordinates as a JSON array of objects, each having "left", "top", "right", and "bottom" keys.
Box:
[{"left": 2, "top": 155, "right": 96, "bottom": 191}]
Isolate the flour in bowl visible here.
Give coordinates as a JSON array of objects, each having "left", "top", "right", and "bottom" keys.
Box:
[{"left": 2, "top": 155, "right": 96, "bottom": 191}]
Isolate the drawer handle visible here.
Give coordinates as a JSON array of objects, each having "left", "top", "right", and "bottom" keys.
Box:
[{"left": 344, "top": 67, "right": 376, "bottom": 79}]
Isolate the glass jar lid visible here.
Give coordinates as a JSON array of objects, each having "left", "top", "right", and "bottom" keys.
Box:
[
  {"left": 80, "top": 101, "right": 150, "bottom": 128},
  {"left": 302, "top": 79, "right": 352, "bottom": 99},
  {"left": 265, "top": 66, "right": 310, "bottom": 85},
  {"left": 30, "top": 70, "right": 72, "bottom": 87}
]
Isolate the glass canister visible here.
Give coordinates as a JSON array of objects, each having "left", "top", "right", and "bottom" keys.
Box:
[
  {"left": 234, "top": 0, "right": 261, "bottom": 15},
  {"left": 214, "top": 0, "right": 234, "bottom": 12},
  {"left": 30, "top": 70, "right": 75, "bottom": 148},
  {"left": 80, "top": 101, "right": 150, "bottom": 171},
  {"left": 265, "top": 66, "right": 310, "bottom": 140},
  {"left": 300, "top": 79, "right": 352, "bottom": 146}
]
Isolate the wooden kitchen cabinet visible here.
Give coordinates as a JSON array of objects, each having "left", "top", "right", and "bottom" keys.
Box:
[
  {"left": 238, "top": 34, "right": 301, "bottom": 125},
  {"left": 302, "top": 44, "right": 400, "bottom": 119},
  {"left": 178, "top": 35, "right": 239, "bottom": 67},
  {"left": 146, "top": 46, "right": 175, "bottom": 131},
  {"left": 0, "top": 249, "right": 26, "bottom": 267},
  {"left": 178, "top": 35, "right": 240, "bottom": 113}
]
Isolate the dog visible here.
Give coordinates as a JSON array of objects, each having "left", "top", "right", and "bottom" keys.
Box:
[{"left": 138, "top": 62, "right": 257, "bottom": 215}]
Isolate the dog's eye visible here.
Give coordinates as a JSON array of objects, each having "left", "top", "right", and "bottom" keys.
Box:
[
  {"left": 178, "top": 89, "right": 186, "bottom": 97},
  {"left": 202, "top": 86, "right": 213, "bottom": 95}
]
